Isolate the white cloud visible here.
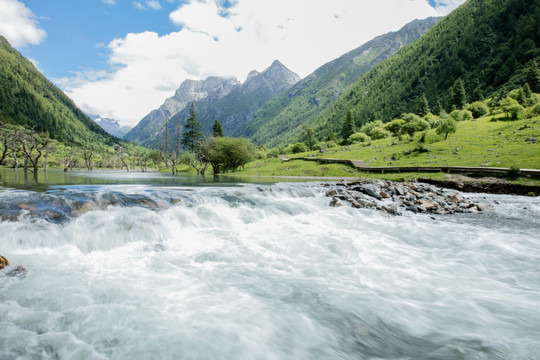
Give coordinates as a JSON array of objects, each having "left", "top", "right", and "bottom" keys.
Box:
[
  {"left": 133, "top": 0, "right": 162, "bottom": 11},
  {"left": 102, "top": 0, "right": 117, "bottom": 5},
  {"left": 0, "top": 0, "right": 46, "bottom": 47},
  {"left": 431, "top": 0, "right": 466, "bottom": 15},
  {"left": 61, "top": 0, "right": 448, "bottom": 127}
]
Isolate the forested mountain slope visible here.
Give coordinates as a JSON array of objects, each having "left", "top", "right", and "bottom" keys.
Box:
[
  {"left": 234, "top": 17, "right": 441, "bottom": 147},
  {"left": 318, "top": 0, "right": 540, "bottom": 137},
  {"left": 0, "top": 36, "right": 115, "bottom": 146}
]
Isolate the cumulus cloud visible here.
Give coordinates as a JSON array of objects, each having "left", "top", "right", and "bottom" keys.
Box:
[
  {"left": 61, "top": 0, "right": 442, "bottom": 126},
  {"left": 0, "top": 0, "right": 46, "bottom": 47}
]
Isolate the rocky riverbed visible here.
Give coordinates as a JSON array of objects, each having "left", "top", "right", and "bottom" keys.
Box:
[{"left": 324, "top": 180, "right": 495, "bottom": 215}]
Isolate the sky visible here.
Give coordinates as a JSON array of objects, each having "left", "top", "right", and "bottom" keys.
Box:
[{"left": 0, "top": 0, "right": 467, "bottom": 127}]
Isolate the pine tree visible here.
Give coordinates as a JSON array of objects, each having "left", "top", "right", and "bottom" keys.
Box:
[
  {"left": 450, "top": 78, "right": 467, "bottom": 110},
  {"left": 526, "top": 60, "right": 540, "bottom": 93},
  {"left": 181, "top": 103, "right": 203, "bottom": 152},
  {"left": 523, "top": 83, "right": 533, "bottom": 106},
  {"left": 341, "top": 110, "right": 355, "bottom": 144},
  {"left": 417, "top": 93, "right": 430, "bottom": 117},
  {"left": 212, "top": 119, "right": 224, "bottom": 137}
]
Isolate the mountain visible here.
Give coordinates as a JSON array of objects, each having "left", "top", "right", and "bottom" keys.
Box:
[
  {"left": 129, "top": 60, "right": 300, "bottom": 148},
  {"left": 233, "top": 17, "right": 441, "bottom": 147},
  {"left": 123, "top": 76, "right": 240, "bottom": 145},
  {"left": 88, "top": 114, "right": 132, "bottom": 138},
  {"left": 318, "top": 0, "right": 540, "bottom": 138},
  {"left": 0, "top": 36, "right": 115, "bottom": 145}
]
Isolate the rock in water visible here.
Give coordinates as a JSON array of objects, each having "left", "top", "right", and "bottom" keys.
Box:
[{"left": 0, "top": 255, "right": 10, "bottom": 269}]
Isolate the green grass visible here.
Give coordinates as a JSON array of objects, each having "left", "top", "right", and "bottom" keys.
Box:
[
  {"left": 235, "top": 114, "right": 540, "bottom": 183},
  {"left": 292, "top": 114, "right": 540, "bottom": 169}
]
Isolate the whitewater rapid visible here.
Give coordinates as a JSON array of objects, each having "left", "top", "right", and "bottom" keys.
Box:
[{"left": 0, "top": 181, "right": 539, "bottom": 359}]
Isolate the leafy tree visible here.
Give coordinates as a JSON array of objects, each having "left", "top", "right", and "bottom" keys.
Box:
[
  {"left": 466, "top": 101, "right": 490, "bottom": 118},
  {"left": 182, "top": 103, "right": 203, "bottom": 152},
  {"left": 301, "top": 124, "right": 316, "bottom": 150},
  {"left": 209, "top": 137, "right": 255, "bottom": 174},
  {"left": 384, "top": 119, "right": 406, "bottom": 136},
  {"left": 323, "top": 130, "right": 337, "bottom": 143},
  {"left": 348, "top": 132, "right": 370, "bottom": 144},
  {"left": 417, "top": 93, "right": 430, "bottom": 117},
  {"left": 500, "top": 97, "right": 525, "bottom": 120},
  {"left": 401, "top": 118, "right": 430, "bottom": 137},
  {"left": 450, "top": 78, "right": 467, "bottom": 110},
  {"left": 212, "top": 119, "right": 224, "bottom": 137},
  {"left": 341, "top": 110, "right": 355, "bottom": 144},
  {"left": 436, "top": 118, "right": 457, "bottom": 140},
  {"left": 291, "top": 142, "right": 308, "bottom": 154}
]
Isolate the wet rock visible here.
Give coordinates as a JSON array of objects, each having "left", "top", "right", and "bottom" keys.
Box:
[
  {"left": 329, "top": 198, "right": 344, "bottom": 207},
  {"left": 476, "top": 202, "right": 494, "bottom": 212},
  {"left": 448, "top": 194, "right": 464, "bottom": 203},
  {"left": 380, "top": 191, "right": 391, "bottom": 199},
  {"left": 72, "top": 202, "right": 99, "bottom": 216},
  {"left": 0, "top": 255, "right": 10, "bottom": 269},
  {"left": 17, "top": 203, "right": 36, "bottom": 211},
  {"left": 418, "top": 200, "right": 439, "bottom": 211},
  {"left": 326, "top": 189, "right": 338, "bottom": 197}
]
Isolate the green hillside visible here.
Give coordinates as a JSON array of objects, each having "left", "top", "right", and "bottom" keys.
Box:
[
  {"left": 235, "top": 17, "right": 440, "bottom": 147},
  {"left": 0, "top": 36, "right": 115, "bottom": 146},
  {"left": 318, "top": 0, "right": 539, "bottom": 138}
]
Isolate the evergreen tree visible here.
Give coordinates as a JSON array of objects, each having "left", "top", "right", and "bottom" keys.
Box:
[
  {"left": 433, "top": 100, "right": 443, "bottom": 116},
  {"left": 450, "top": 78, "right": 467, "bottom": 110},
  {"left": 181, "top": 103, "right": 203, "bottom": 152},
  {"left": 523, "top": 83, "right": 533, "bottom": 106},
  {"left": 301, "top": 124, "right": 316, "bottom": 150},
  {"left": 526, "top": 61, "right": 540, "bottom": 93},
  {"left": 212, "top": 119, "right": 224, "bottom": 137},
  {"left": 417, "top": 93, "right": 430, "bottom": 117},
  {"left": 341, "top": 110, "right": 356, "bottom": 143}
]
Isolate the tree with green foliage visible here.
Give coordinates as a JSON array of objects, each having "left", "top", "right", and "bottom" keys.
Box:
[
  {"left": 209, "top": 137, "right": 255, "bottom": 174},
  {"left": 450, "top": 78, "right": 467, "bottom": 110},
  {"left": 291, "top": 142, "right": 308, "bottom": 154},
  {"left": 341, "top": 110, "right": 355, "bottom": 144},
  {"left": 526, "top": 60, "right": 540, "bottom": 93},
  {"left": 182, "top": 103, "right": 203, "bottom": 152},
  {"left": 348, "top": 132, "right": 370, "bottom": 144},
  {"left": 383, "top": 119, "right": 406, "bottom": 136},
  {"left": 324, "top": 130, "right": 338, "bottom": 143},
  {"left": 500, "top": 97, "right": 525, "bottom": 120},
  {"left": 466, "top": 101, "right": 489, "bottom": 118},
  {"left": 417, "top": 93, "right": 430, "bottom": 117},
  {"left": 301, "top": 124, "right": 316, "bottom": 150},
  {"left": 212, "top": 119, "right": 224, "bottom": 137},
  {"left": 436, "top": 118, "right": 457, "bottom": 140},
  {"left": 522, "top": 83, "right": 533, "bottom": 106}
]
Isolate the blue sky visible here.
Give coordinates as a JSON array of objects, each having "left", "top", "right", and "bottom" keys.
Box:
[{"left": 1, "top": 0, "right": 466, "bottom": 126}]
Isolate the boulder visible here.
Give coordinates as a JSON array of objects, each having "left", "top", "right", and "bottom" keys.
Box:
[
  {"left": 476, "top": 202, "right": 495, "bottom": 212},
  {"left": 329, "top": 198, "right": 344, "bottom": 207},
  {"left": 72, "top": 202, "right": 100, "bottom": 216},
  {"left": 418, "top": 200, "right": 439, "bottom": 211},
  {"left": 0, "top": 255, "right": 10, "bottom": 269},
  {"left": 325, "top": 189, "right": 338, "bottom": 197}
]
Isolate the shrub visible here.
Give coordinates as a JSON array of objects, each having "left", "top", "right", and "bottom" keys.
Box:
[
  {"left": 423, "top": 113, "right": 440, "bottom": 129},
  {"left": 401, "top": 118, "right": 430, "bottom": 137},
  {"left": 291, "top": 142, "right": 308, "bottom": 154},
  {"left": 532, "top": 103, "right": 540, "bottom": 115},
  {"left": 436, "top": 118, "right": 458, "bottom": 140},
  {"left": 369, "top": 127, "right": 391, "bottom": 140},
  {"left": 449, "top": 109, "right": 472, "bottom": 122},
  {"left": 348, "top": 132, "right": 370, "bottom": 144},
  {"left": 500, "top": 97, "right": 525, "bottom": 120},
  {"left": 466, "top": 101, "right": 489, "bottom": 118},
  {"left": 325, "top": 140, "right": 338, "bottom": 148},
  {"left": 384, "top": 119, "right": 406, "bottom": 135},
  {"left": 506, "top": 166, "right": 521, "bottom": 180}
]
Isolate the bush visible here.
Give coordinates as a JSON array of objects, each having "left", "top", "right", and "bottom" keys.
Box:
[
  {"left": 400, "top": 118, "right": 430, "bottom": 137},
  {"left": 384, "top": 119, "right": 405, "bottom": 135},
  {"left": 325, "top": 140, "right": 338, "bottom": 149},
  {"left": 291, "top": 142, "right": 308, "bottom": 154},
  {"left": 506, "top": 166, "right": 521, "bottom": 180},
  {"left": 423, "top": 113, "right": 440, "bottom": 129},
  {"left": 466, "top": 101, "right": 489, "bottom": 118},
  {"left": 436, "top": 118, "right": 458, "bottom": 140},
  {"left": 500, "top": 97, "right": 525, "bottom": 120},
  {"left": 348, "top": 132, "right": 370, "bottom": 144},
  {"left": 532, "top": 103, "right": 540, "bottom": 115},
  {"left": 209, "top": 137, "right": 256, "bottom": 174},
  {"left": 449, "top": 109, "right": 472, "bottom": 122},
  {"left": 369, "top": 127, "right": 391, "bottom": 140}
]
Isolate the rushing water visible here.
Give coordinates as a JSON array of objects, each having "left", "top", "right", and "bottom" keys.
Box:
[{"left": 0, "top": 169, "right": 539, "bottom": 359}]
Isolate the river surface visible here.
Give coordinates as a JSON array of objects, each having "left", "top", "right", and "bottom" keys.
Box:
[{"left": 0, "top": 169, "right": 539, "bottom": 359}]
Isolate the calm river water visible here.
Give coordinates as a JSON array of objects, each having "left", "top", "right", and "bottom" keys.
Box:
[{"left": 0, "top": 169, "right": 539, "bottom": 359}]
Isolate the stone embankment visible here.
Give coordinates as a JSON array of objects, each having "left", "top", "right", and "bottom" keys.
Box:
[{"left": 324, "top": 180, "right": 494, "bottom": 215}]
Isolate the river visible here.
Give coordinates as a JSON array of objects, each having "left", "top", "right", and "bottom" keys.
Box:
[{"left": 0, "top": 169, "right": 539, "bottom": 359}]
